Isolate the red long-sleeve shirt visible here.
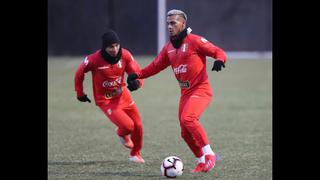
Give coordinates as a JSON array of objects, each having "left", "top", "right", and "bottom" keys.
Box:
[
  {"left": 137, "top": 33, "right": 227, "bottom": 95},
  {"left": 74, "top": 48, "right": 143, "bottom": 105}
]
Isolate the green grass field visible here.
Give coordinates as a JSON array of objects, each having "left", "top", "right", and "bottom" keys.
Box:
[{"left": 48, "top": 56, "right": 272, "bottom": 180}]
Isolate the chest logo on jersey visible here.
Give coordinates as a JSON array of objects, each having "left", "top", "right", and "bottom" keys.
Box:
[
  {"left": 117, "top": 60, "right": 122, "bottom": 68},
  {"left": 181, "top": 43, "right": 188, "bottom": 52},
  {"left": 173, "top": 64, "right": 187, "bottom": 74},
  {"left": 102, "top": 77, "right": 122, "bottom": 87}
]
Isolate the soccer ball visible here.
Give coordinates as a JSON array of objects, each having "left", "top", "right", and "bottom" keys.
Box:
[{"left": 160, "top": 156, "right": 184, "bottom": 178}]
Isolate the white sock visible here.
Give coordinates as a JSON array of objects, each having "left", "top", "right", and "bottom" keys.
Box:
[
  {"left": 202, "top": 144, "right": 215, "bottom": 155},
  {"left": 196, "top": 155, "right": 205, "bottom": 164}
]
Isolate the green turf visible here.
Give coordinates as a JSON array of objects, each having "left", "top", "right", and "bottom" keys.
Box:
[{"left": 48, "top": 56, "right": 272, "bottom": 179}]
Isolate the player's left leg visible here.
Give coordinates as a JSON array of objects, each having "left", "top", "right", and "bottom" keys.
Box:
[
  {"left": 98, "top": 103, "right": 135, "bottom": 149},
  {"left": 123, "top": 102, "right": 145, "bottom": 163},
  {"left": 180, "top": 92, "right": 216, "bottom": 172}
]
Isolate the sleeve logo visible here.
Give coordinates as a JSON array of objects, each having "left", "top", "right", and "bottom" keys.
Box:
[
  {"left": 201, "top": 37, "right": 208, "bottom": 43},
  {"left": 83, "top": 57, "right": 89, "bottom": 66}
]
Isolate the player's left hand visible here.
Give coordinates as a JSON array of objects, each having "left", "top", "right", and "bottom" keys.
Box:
[
  {"left": 212, "top": 60, "right": 225, "bottom": 72},
  {"left": 127, "top": 80, "right": 140, "bottom": 91}
]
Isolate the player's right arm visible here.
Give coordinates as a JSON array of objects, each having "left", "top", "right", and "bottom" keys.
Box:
[
  {"left": 137, "top": 45, "right": 171, "bottom": 79},
  {"left": 74, "top": 56, "right": 92, "bottom": 102},
  {"left": 127, "top": 45, "right": 170, "bottom": 88}
]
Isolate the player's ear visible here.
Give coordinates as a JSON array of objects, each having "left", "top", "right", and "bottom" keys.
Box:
[{"left": 181, "top": 19, "right": 186, "bottom": 29}]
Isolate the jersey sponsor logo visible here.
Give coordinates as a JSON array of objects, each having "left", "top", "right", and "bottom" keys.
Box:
[
  {"left": 173, "top": 64, "right": 187, "bottom": 74},
  {"left": 178, "top": 80, "right": 190, "bottom": 89},
  {"left": 83, "top": 57, "right": 89, "bottom": 65},
  {"left": 102, "top": 77, "right": 122, "bottom": 87}
]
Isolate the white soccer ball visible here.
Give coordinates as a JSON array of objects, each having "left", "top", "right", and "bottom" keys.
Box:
[{"left": 160, "top": 156, "right": 184, "bottom": 178}]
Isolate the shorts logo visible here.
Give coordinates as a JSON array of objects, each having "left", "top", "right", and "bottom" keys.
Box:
[
  {"left": 173, "top": 64, "right": 187, "bottom": 74},
  {"left": 102, "top": 77, "right": 122, "bottom": 87},
  {"left": 107, "top": 109, "right": 112, "bottom": 115}
]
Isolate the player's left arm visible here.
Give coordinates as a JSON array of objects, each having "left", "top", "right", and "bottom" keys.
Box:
[
  {"left": 124, "top": 51, "right": 144, "bottom": 91},
  {"left": 195, "top": 36, "right": 227, "bottom": 72}
]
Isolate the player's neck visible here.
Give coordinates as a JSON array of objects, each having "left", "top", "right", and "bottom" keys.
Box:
[
  {"left": 100, "top": 48, "right": 122, "bottom": 64},
  {"left": 170, "top": 28, "right": 188, "bottom": 49}
]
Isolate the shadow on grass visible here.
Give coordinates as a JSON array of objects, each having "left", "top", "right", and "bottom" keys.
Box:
[
  {"left": 48, "top": 160, "right": 117, "bottom": 166},
  {"left": 48, "top": 160, "right": 160, "bottom": 178}
]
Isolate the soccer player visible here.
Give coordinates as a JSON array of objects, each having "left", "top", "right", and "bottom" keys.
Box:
[
  {"left": 74, "top": 30, "right": 145, "bottom": 163},
  {"left": 127, "top": 9, "right": 227, "bottom": 172}
]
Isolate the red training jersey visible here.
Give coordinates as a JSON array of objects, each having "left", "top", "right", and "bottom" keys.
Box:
[
  {"left": 137, "top": 33, "right": 227, "bottom": 95},
  {"left": 74, "top": 48, "right": 143, "bottom": 105}
]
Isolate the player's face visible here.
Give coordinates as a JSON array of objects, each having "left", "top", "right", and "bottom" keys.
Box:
[
  {"left": 167, "top": 15, "right": 186, "bottom": 37},
  {"left": 105, "top": 43, "right": 120, "bottom": 57}
]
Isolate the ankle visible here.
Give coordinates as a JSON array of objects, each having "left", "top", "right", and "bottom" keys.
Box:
[
  {"left": 196, "top": 155, "right": 205, "bottom": 164},
  {"left": 130, "top": 151, "right": 140, "bottom": 157},
  {"left": 202, "top": 144, "right": 215, "bottom": 155}
]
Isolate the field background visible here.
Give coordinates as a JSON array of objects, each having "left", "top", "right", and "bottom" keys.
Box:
[{"left": 48, "top": 56, "right": 272, "bottom": 179}]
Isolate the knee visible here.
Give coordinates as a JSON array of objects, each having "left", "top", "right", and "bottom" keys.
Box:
[{"left": 122, "top": 122, "right": 135, "bottom": 132}]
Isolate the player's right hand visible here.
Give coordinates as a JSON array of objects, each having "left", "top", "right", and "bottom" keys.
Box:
[
  {"left": 127, "top": 73, "right": 138, "bottom": 83},
  {"left": 77, "top": 94, "right": 91, "bottom": 103}
]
